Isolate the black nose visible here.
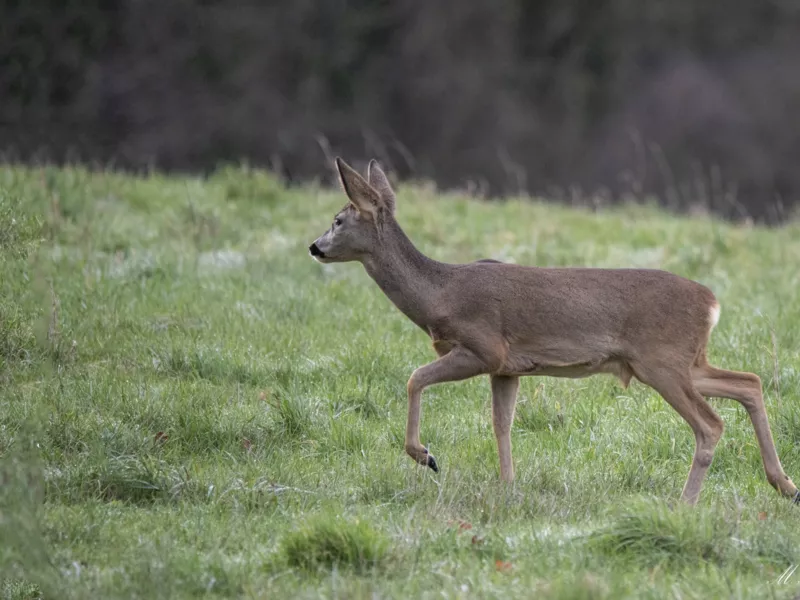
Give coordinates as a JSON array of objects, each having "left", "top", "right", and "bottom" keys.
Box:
[{"left": 309, "top": 243, "right": 324, "bottom": 258}]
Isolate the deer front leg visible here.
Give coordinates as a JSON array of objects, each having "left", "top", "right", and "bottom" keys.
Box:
[
  {"left": 405, "top": 347, "right": 489, "bottom": 472},
  {"left": 491, "top": 375, "right": 520, "bottom": 482}
]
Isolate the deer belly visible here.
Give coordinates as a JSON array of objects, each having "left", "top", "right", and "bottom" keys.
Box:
[{"left": 499, "top": 348, "right": 632, "bottom": 386}]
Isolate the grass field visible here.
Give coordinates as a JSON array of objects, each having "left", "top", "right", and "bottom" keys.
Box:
[{"left": 2, "top": 164, "right": 800, "bottom": 599}]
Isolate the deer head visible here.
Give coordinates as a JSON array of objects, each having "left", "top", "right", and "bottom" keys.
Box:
[{"left": 308, "top": 158, "right": 396, "bottom": 263}]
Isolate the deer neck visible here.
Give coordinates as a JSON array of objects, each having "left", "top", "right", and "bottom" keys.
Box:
[{"left": 362, "top": 220, "right": 451, "bottom": 330}]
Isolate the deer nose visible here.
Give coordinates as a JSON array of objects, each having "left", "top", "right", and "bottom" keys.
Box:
[{"left": 308, "top": 243, "right": 325, "bottom": 258}]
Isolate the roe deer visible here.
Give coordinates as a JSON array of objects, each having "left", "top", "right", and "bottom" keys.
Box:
[{"left": 308, "top": 157, "right": 799, "bottom": 506}]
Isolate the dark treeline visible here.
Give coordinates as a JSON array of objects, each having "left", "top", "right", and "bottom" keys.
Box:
[{"left": 2, "top": 0, "right": 800, "bottom": 221}]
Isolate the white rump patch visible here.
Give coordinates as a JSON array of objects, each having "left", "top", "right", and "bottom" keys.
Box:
[{"left": 708, "top": 302, "right": 721, "bottom": 330}]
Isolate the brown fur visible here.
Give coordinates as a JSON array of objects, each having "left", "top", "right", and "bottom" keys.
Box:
[{"left": 309, "top": 157, "right": 798, "bottom": 505}]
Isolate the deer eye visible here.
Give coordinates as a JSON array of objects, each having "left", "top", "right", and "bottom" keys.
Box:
[{"left": 334, "top": 218, "right": 343, "bottom": 227}]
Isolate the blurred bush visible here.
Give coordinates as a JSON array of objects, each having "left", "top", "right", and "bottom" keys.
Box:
[{"left": 2, "top": 0, "right": 799, "bottom": 221}]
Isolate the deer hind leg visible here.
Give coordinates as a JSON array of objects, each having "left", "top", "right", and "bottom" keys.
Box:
[
  {"left": 491, "top": 375, "right": 520, "bottom": 482},
  {"left": 405, "top": 346, "right": 489, "bottom": 472},
  {"left": 633, "top": 363, "right": 724, "bottom": 505},
  {"left": 692, "top": 362, "right": 799, "bottom": 501}
]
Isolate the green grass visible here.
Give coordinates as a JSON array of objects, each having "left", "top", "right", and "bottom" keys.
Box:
[{"left": 1, "top": 163, "right": 800, "bottom": 599}]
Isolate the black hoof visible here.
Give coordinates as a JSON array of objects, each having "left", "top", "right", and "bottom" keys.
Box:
[
  {"left": 427, "top": 454, "right": 439, "bottom": 473},
  {"left": 423, "top": 445, "right": 439, "bottom": 473},
  {"left": 793, "top": 490, "right": 800, "bottom": 505}
]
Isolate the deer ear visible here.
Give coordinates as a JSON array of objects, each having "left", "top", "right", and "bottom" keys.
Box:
[
  {"left": 335, "top": 157, "right": 379, "bottom": 217},
  {"left": 367, "top": 159, "right": 396, "bottom": 214}
]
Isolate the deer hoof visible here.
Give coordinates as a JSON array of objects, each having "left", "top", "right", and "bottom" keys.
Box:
[
  {"left": 424, "top": 446, "right": 439, "bottom": 472},
  {"left": 427, "top": 455, "right": 439, "bottom": 472},
  {"left": 793, "top": 490, "right": 800, "bottom": 505}
]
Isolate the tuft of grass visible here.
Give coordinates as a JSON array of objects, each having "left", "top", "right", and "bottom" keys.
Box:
[
  {"left": 93, "top": 455, "right": 191, "bottom": 504},
  {"left": 587, "top": 499, "right": 729, "bottom": 568},
  {"left": 587, "top": 497, "right": 800, "bottom": 578},
  {"left": 279, "top": 514, "right": 391, "bottom": 574},
  {"left": 266, "top": 389, "right": 318, "bottom": 439}
]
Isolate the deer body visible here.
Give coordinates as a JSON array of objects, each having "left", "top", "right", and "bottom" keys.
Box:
[
  {"left": 424, "top": 264, "right": 715, "bottom": 379},
  {"left": 310, "top": 157, "right": 799, "bottom": 506}
]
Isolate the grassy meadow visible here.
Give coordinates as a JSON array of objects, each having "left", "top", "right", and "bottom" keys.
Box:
[{"left": 2, "top": 164, "right": 800, "bottom": 599}]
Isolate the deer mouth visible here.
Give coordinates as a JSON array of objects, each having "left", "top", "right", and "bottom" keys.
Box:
[{"left": 308, "top": 242, "right": 329, "bottom": 262}]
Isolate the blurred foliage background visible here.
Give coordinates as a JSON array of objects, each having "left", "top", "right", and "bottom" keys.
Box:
[{"left": 2, "top": 0, "right": 800, "bottom": 221}]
